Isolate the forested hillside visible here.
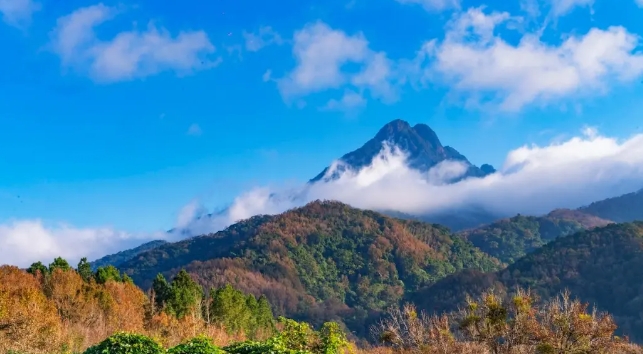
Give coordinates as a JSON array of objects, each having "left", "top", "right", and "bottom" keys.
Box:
[
  {"left": 90, "top": 240, "right": 168, "bottom": 270},
  {"left": 118, "top": 200, "right": 500, "bottom": 335},
  {"left": 458, "top": 209, "right": 613, "bottom": 263},
  {"left": 411, "top": 222, "right": 643, "bottom": 342}
]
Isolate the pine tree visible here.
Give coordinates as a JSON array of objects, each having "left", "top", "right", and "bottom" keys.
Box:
[
  {"left": 77, "top": 257, "right": 93, "bottom": 282},
  {"left": 94, "top": 265, "right": 122, "bottom": 284},
  {"left": 152, "top": 273, "right": 171, "bottom": 313},
  {"left": 168, "top": 270, "right": 203, "bottom": 319},
  {"left": 48, "top": 257, "right": 71, "bottom": 273},
  {"left": 256, "top": 294, "right": 276, "bottom": 334},
  {"left": 27, "top": 261, "right": 49, "bottom": 277}
]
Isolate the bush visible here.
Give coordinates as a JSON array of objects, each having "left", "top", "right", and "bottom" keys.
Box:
[
  {"left": 83, "top": 332, "right": 164, "bottom": 354},
  {"left": 224, "top": 337, "right": 312, "bottom": 354},
  {"left": 168, "top": 336, "right": 225, "bottom": 354}
]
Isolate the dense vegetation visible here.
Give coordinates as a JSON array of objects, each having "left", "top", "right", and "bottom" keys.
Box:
[
  {"left": 0, "top": 256, "right": 352, "bottom": 353},
  {"left": 2, "top": 258, "right": 639, "bottom": 353},
  {"left": 411, "top": 222, "right": 643, "bottom": 342},
  {"left": 458, "top": 209, "right": 612, "bottom": 264},
  {"left": 117, "top": 201, "right": 500, "bottom": 336}
]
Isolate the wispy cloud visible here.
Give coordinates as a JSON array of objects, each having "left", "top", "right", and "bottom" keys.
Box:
[
  {"left": 549, "top": 0, "right": 593, "bottom": 16},
  {"left": 50, "top": 3, "right": 218, "bottom": 82},
  {"left": 187, "top": 123, "right": 202, "bottom": 136},
  {"left": 394, "top": 0, "right": 460, "bottom": 12},
  {"left": 0, "top": 0, "right": 40, "bottom": 28},
  {"left": 243, "top": 26, "right": 283, "bottom": 52}
]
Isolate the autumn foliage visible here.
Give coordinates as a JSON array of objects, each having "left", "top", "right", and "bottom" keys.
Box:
[
  {"left": 372, "top": 289, "right": 642, "bottom": 354},
  {"left": 2, "top": 254, "right": 642, "bottom": 354}
]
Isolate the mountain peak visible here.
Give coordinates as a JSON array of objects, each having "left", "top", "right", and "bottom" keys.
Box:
[
  {"left": 374, "top": 119, "right": 413, "bottom": 139},
  {"left": 311, "top": 119, "right": 494, "bottom": 183}
]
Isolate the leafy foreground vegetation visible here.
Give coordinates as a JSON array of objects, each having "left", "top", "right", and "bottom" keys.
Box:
[
  {"left": 373, "top": 289, "right": 643, "bottom": 354},
  {"left": 2, "top": 255, "right": 642, "bottom": 354}
]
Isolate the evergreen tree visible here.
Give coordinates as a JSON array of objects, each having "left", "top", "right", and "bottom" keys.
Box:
[
  {"left": 27, "top": 261, "right": 49, "bottom": 276},
  {"left": 168, "top": 270, "right": 203, "bottom": 319},
  {"left": 77, "top": 257, "right": 93, "bottom": 282},
  {"left": 256, "top": 294, "right": 276, "bottom": 333},
  {"left": 48, "top": 257, "right": 71, "bottom": 273},
  {"left": 94, "top": 265, "right": 122, "bottom": 284},
  {"left": 152, "top": 273, "right": 172, "bottom": 312},
  {"left": 209, "top": 284, "right": 275, "bottom": 337},
  {"left": 211, "top": 284, "right": 251, "bottom": 334}
]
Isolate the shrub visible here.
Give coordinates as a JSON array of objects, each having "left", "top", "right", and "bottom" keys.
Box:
[
  {"left": 168, "top": 335, "right": 226, "bottom": 354},
  {"left": 224, "top": 337, "right": 312, "bottom": 354},
  {"left": 83, "top": 332, "right": 164, "bottom": 354}
]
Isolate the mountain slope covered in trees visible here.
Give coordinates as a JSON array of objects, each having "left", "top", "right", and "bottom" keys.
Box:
[
  {"left": 411, "top": 222, "right": 643, "bottom": 342},
  {"left": 90, "top": 240, "right": 168, "bottom": 269},
  {"left": 457, "top": 209, "right": 613, "bottom": 263},
  {"left": 118, "top": 201, "right": 500, "bottom": 335}
]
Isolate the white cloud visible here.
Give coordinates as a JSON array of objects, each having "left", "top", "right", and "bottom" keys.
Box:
[
  {"left": 0, "top": 0, "right": 40, "bottom": 28},
  {"left": 637, "top": 0, "right": 643, "bottom": 7},
  {"left": 395, "top": 0, "right": 460, "bottom": 11},
  {"left": 187, "top": 123, "right": 202, "bottom": 136},
  {"left": 278, "top": 21, "right": 399, "bottom": 108},
  {"left": 414, "top": 7, "right": 643, "bottom": 111},
  {"left": 174, "top": 127, "right": 643, "bottom": 236},
  {"left": 243, "top": 26, "right": 283, "bottom": 52},
  {"left": 0, "top": 220, "right": 166, "bottom": 268},
  {"left": 550, "top": 0, "right": 593, "bottom": 16},
  {"left": 51, "top": 4, "right": 217, "bottom": 82},
  {"left": 323, "top": 89, "right": 367, "bottom": 112},
  {"left": 262, "top": 69, "right": 272, "bottom": 82}
]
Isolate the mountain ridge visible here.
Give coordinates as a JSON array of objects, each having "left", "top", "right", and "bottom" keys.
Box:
[{"left": 118, "top": 200, "right": 501, "bottom": 336}]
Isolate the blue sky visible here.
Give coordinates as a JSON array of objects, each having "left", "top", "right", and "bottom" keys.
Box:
[{"left": 1, "top": 0, "right": 643, "bottom": 250}]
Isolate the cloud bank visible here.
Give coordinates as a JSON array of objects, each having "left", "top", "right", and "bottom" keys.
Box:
[
  {"left": 0, "top": 220, "right": 168, "bottom": 268},
  {"left": 2, "top": 127, "right": 643, "bottom": 268},
  {"left": 177, "top": 126, "right": 643, "bottom": 236}
]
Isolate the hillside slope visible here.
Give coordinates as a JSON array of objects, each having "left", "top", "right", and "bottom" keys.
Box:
[
  {"left": 90, "top": 240, "right": 168, "bottom": 270},
  {"left": 119, "top": 200, "right": 500, "bottom": 335},
  {"left": 458, "top": 209, "right": 613, "bottom": 263},
  {"left": 411, "top": 222, "right": 643, "bottom": 341},
  {"left": 578, "top": 189, "right": 643, "bottom": 222}
]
